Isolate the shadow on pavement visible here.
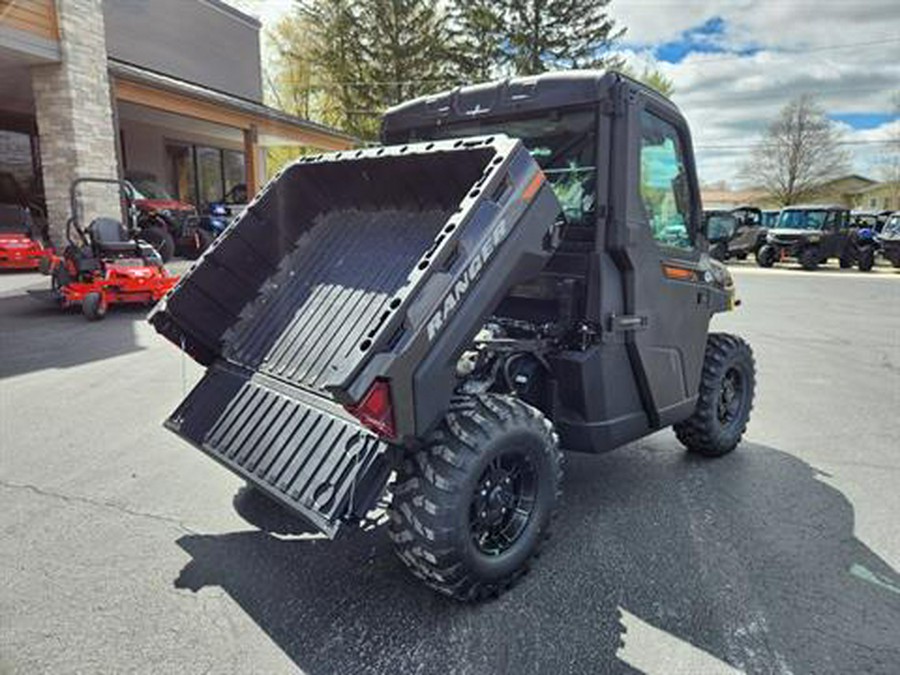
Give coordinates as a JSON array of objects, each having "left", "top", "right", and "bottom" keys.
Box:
[
  {"left": 0, "top": 289, "right": 147, "bottom": 379},
  {"left": 174, "top": 442, "right": 900, "bottom": 675}
]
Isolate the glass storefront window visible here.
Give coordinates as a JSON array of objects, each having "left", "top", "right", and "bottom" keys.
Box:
[
  {"left": 223, "top": 150, "right": 246, "bottom": 203},
  {"left": 167, "top": 144, "right": 196, "bottom": 205},
  {"left": 196, "top": 146, "right": 224, "bottom": 207}
]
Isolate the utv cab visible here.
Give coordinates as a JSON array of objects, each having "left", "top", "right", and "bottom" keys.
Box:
[
  {"left": 703, "top": 209, "right": 739, "bottom": 261},
  {"left": 152, "top": 71, "right": 756, "bottom": 601},
  {"left": 726, "top": 205, "right": 767, "bottom": 260},
  {"left": 756, "top": 204, "right": 852, "bottom": 270},
  {"left": 878, "top": 212, "right": 900, "bottom": 268}
]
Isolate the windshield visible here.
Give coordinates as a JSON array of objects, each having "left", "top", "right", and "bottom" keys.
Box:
[
  {"left": 884, "top": 215, "right": 900, "bottom": 235},
  {"left": 777, "top": 210, "right": 834, "bottom": 230},
  {"left": 0, "top": 174, "right": 22, "bottom": 206},
  {"left": 762, "top": 211, "right": 780, "bottom": 227},
  {"left": 0, "top": 204, "right": 30, "bottom": 234},
  {"left": 392, "top": 109, "right": 597, "bottom": 227},
  {"left": 129, "top": 177, "right": 173, "bottom": 201},
  {"left": 705, "top": 213, "right": 735, "bottom": 241}
]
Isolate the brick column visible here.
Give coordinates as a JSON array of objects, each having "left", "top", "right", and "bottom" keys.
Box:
[{"left": 31, "top": 0, "right": 120, "bottom": 248}]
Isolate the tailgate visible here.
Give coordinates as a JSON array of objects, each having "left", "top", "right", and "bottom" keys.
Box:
[{"left": 168, "top": 363, "right": 391, "bottom": 536}]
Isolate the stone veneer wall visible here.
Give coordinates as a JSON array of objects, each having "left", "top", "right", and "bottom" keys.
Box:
[{"left": 31, "top": 0, "right": 120, "bottom": 246}]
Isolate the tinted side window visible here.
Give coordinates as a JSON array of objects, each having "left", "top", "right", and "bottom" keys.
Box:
[{"left": 639, "top": 110, "right": 693, "bottom": 251}]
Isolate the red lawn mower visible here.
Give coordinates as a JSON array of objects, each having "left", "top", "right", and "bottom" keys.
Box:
[
  {"left": 0, "top": 172, "right": 53, "bottom": 271},
  {"left": 40, "top": 178, "right": 179, "bottom": 321}
]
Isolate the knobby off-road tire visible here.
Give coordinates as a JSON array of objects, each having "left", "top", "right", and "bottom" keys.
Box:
[
  {"left": 185, "top": 229, "right": 215, "bottom": 260},
  {"left": 709, "top": 242, "right": 728, "bottom": 262},
  {"left": 857, "top": 248, "right": 875, "bottom": 272},
  {"left": 139, "top": 226, "right": 175, "bottom": 263},
  {"left": 839, "top": 253, "right": 854, "bottom": 269},
  {"left": 388, "top": 394, "right": 563, "bottom": 601},
  {"left": 674, "top": 333, "right": 755, "bottom": 457},
  {"left": 799, "top": 247, "right": 820, "bottom": 271},
  {"left": 756, "top": 244, "right": 776, "bottom": 268}
]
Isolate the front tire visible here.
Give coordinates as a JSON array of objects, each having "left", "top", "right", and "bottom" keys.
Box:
[
  {"left": 709, "top": 242, "right": 728, "bottom": 262},
  {"left": 857, "top": 248, "right": 875, "bottom": 272},
  {"left": 756, "top": 244, "right": 776, "bottom": 268},
  {"left": 388, "top": 394, "right": 562, "bottom": 601},
  {"left": 799, "top": 247, "right": 820, "bottom": 271},
  {"left": 82, "top": 291, "right": 106, "bottom": 321},
  {"left": 139, "top": 226, "right": 175, "bottom": 262},
  {"left": 674, "top": 333, "right": 755, "bottom": 457}
]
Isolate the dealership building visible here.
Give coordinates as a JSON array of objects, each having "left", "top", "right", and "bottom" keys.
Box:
[{"left": 0, "top": 0, "right": 354, "bottom": 244}]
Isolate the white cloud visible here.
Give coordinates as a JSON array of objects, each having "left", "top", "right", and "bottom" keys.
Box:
[{"left": 609, "top": 0, "right": 900, "bottom": 185}]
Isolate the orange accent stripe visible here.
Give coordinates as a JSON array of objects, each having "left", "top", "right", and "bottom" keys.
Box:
[
  {"left": 663, "top": 265, "right": 696, "bottom": 281},
  {"left": 521, "top": 172, "right": 545, "bottom": 203}
]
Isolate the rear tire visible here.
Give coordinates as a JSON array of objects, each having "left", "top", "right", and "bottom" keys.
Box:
[
  {"left": 185, "top": 229, "right": 214, "bottom": 260},
  {"left": 799, "top": 247, "right": 820, "bottom": 271},
  {"left": 839, "top": 253, "right": 854, "bottom": 269},
  {"left": 756, "top": 244, "right": 776, "bottom": 268},
  {"left": 139, "top": 226, "right": 175, "bottom": 262},
  {"left": 82, "top": 291, "right": 106, "bottom": 321},
  {"left": 674, "top": 333, "right": 755, "bottom": 457},
  {"left": 50, "top": 265, "right": 70, "bottom": 301},
  {"left": 388, "top": 394, "right": 562, "bottom": 601}
]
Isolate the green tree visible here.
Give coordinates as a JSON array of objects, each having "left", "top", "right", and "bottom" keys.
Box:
[
  {"left": 504, "top": 0, "right": 625, "bottom": 75},
  {"left": 356, "top": 0, "right": 456, "bottom": 114},
  {"left": 296, "top": 0, "right": 371, "bottom": 136},
  {"left": 448, "top": 0, "right": 506, "bottom": 83}
]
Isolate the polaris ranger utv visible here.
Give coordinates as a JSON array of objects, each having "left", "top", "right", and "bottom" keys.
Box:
[
  {"left": 151, "top": 71, "right": 756, "bottom": 601},
  {"left": 756, "top": 204, "right": 852, "bottom": 270}
]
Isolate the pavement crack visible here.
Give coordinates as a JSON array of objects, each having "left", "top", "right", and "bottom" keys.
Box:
[{"left": 0, "top": 478, "right": 198, "bottom": 535}]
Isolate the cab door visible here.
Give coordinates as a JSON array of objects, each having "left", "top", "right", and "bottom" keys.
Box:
[{"left": 607, "top": 85, "right": 713, "bottom": 428}]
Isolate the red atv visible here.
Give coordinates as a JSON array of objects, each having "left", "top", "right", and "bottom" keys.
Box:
[
  {"left": 126, "top": 173, "right": 213, "bottom": 262},
  {"left": 0, "top": 172, "right": 53, "bottom": 270},
  {"left": 41, "top": 178, "right": 179, "bottom": 320}
]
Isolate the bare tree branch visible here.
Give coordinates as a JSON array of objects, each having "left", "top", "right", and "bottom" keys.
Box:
[{"left": 742, "top": 95, "right": 850, "bottom": 206}]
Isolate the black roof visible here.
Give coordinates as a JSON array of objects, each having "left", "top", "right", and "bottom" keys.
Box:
[
  {"left": 382, "top": 70, "right": 680, "bottom": 140},
  {"left": 781, "top": 204, "right": 848, "bottom": 211}
]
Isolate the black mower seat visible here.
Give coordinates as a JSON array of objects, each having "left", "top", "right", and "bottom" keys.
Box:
[{"left": 88, "top": 218, "right": 139, "bottom": 254}]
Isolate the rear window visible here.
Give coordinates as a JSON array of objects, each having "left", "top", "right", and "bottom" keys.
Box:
[{"left": 389, "top": 109, "right": 598, "bottom": 228}]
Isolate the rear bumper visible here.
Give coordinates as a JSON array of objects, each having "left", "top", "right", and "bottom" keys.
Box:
[{"left": 166, "top": 363, "right": 393, "bottom": 536}]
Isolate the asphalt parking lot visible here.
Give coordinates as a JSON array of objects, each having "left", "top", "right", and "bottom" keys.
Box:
[{"left": 1, "top": 262, "right": 899, "bottom": 675}]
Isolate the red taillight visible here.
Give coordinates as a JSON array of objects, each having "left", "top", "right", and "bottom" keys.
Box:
[{"left": 346, "top": 380, "right": 396, "bottom": 439}]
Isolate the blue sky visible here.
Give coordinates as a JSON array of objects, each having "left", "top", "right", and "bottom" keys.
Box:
[{"left": 608, "top": 1, "right": 900, "bottom": 184}]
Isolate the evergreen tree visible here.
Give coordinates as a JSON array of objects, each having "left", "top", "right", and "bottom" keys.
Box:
[
  {"left": 504, "top": 0, "right": 625, "bottom": 75},
  {"left": 356, "top": 0, "right": 456, "bottom": 112},
  {"left": 448, "top": 0, "right": 506, "bottom": 84}
]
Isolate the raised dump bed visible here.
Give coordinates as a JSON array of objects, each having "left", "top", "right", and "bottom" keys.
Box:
[{"left": 151, "top": 136, "right": 561, "bottom": 534}]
